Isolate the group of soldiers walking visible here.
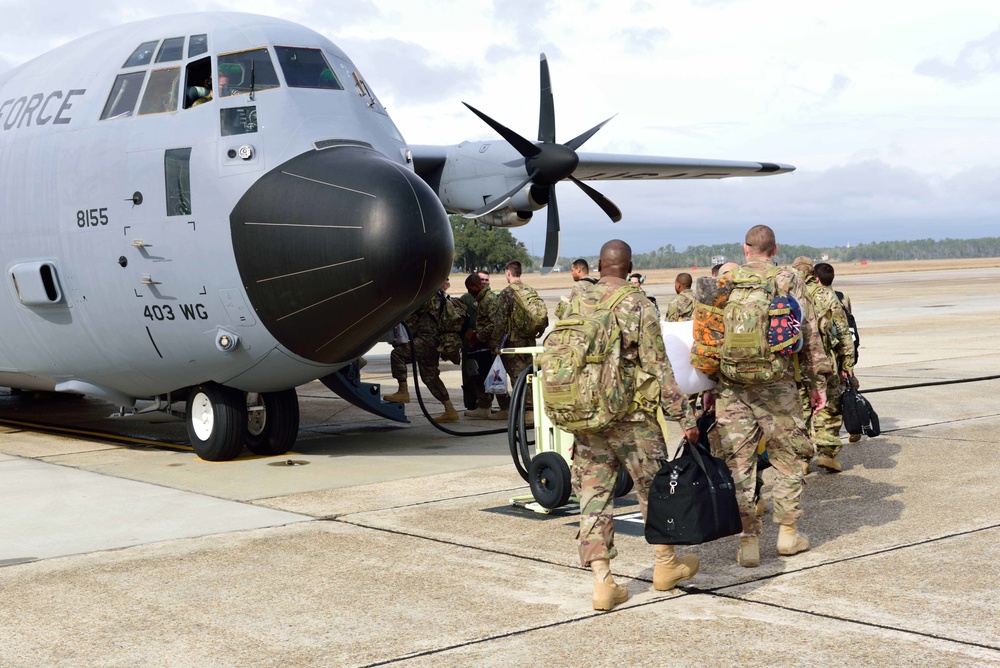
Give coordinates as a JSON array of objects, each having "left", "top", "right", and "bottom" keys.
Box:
[
  {"left": 383, "top": 260, "right": 542, "bottom": 424},
  {"left": 383, "top": 224, "right": 860, "bottom": 611}
]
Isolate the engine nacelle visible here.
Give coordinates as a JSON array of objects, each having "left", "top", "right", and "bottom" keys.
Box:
[{"left": 479, "top": 208, "right": 533, "bottom": 228}]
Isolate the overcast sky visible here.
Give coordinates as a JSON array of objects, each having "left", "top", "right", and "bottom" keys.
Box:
[{"left": 2, "top": 0, "right": 998, "bottom": 257}]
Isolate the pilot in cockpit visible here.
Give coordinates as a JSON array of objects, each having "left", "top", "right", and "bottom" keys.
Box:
[{"left": 188, "top": 78, "right": 213, "bottom": 106}]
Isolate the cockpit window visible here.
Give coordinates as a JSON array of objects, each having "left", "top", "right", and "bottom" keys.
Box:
[
  {"left": 100, "top": 72, "right": 146, "bottom": 120},
  {"left": 155, "top": 37, "right": 185, "bottom": 63},
  {"left": 124, "top": 41, "right": 159, "bottom": 68},
  {"left": 138, "top": 67, "right": 181, "bottom": 115},
  {"left": 275, "top": 47, "right": 343, "bottom": 90},
  {"left": 188, "top": 34, "right": 208, "bottom": 58},
  {"left": 217, "top": 48, "right": 280, "bottom": 97}
]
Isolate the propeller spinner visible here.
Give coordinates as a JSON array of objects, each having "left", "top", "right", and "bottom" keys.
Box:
[{"left": 463, "top": 54, "right": 621, "bottom": 274}]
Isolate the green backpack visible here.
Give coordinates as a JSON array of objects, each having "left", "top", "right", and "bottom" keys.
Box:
[
  {"left": 719, "top": 266, "right": 798, "bottom": 385},
  {"left": 537, "top": 285, "right": 639, "bottom": 434},
  {"left": 509, "top": 284, "right": 549, "bottom": 339}
]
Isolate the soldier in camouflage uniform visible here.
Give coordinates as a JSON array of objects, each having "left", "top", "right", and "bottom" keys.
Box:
[
  {"left": 488, "top": 261, "right": 543, "bottom": 420},
  {"left": 384, "top": 281, "right": 460, "bottom": 423},
  {"left": 572, "top": 239, "right": 699, "bottom": 611},
  {"left": 555, "top": 259, "right": 598, "bottom": 320},
  {"left": 474, "top": 275, "right": 511, "bottom": 416},
  {"left": 664, "top": 272, "right": 696, "bottom": 322},
  {"left": 460, "top": 273, "right": 504, "bottom": 418},
  {"left": 707, "top": 226, "right": 832, "bottom": 568},
  {"left": 809, "top": 262, "right": 857, "bottom": 469}
]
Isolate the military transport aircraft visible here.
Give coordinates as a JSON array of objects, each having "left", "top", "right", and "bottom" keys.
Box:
[{"left": 0, "top": 12, "right": 793, "bottom": 461}]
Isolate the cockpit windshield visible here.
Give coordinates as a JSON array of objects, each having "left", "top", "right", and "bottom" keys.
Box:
[
  {"left": 275, "top": 47, "right": 343, "bottom": 90},
  {"left": 218, "top": 48, "right": 280, "bottom": 98}
]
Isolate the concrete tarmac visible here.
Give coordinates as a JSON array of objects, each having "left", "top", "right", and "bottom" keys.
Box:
[{"left": 1, "top": 267, "right": 999, "bottom": 667}]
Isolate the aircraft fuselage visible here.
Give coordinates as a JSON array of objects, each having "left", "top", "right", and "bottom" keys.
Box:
[{"left": 0, "top": 13, "right": 453, "bottom": 406}]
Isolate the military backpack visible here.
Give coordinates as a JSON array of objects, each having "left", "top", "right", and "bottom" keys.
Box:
[
  {"left": 719, "top": 266, "right": 802, "bottom": 385},
  {"left": 508, "top": 283, "right": 549, "bottom": 339},
  {"left": 537, "top": 285, "right": 640, "bottom": 435}
]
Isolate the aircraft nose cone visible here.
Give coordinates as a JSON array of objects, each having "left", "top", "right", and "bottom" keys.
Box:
[{"left": 230, "top": 146, "right": 453, "bottom": 365}]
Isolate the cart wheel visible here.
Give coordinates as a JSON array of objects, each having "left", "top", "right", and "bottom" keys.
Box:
[
  {"left": 528, "top": 451, "right": 572, "bottom": 509},
  {"left": 613, "top": 467, "right": 634, "bottom": 497}
]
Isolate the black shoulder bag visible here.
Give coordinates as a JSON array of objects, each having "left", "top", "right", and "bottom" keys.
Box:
[
  {"left": 645, "top": 430, "right": 742, "bottom": 546},
  {"left": 841, "top": 386, "right": 880, "bottom": 437}
]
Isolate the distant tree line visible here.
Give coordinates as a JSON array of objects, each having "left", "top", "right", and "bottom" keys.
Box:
[
  {"left": 450, "top": 215, "right": 533, "bottom": 273},
  {"left": 544, "top": 236, "right": 1000, "bottom": 271}
]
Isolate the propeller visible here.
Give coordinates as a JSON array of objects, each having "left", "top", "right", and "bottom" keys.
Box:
[{"left": 463, "top": 54, "right": 621, "bottom": 273}]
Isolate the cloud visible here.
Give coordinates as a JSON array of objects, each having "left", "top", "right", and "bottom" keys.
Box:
[
  {"left": 338, "top": 38, "right": 481, "bottom": 105},
  {"left": 915, "top": 25, "right": 1000, "bottom": 85},
  {"left": 515, "top": 159, "right": 1000, "bottom": 256},
  {"left": 618, "top": 27, "right": 670, "bottom": 56}
]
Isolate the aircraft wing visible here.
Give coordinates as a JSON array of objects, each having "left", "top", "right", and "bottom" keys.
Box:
[{"left": 571, "top": 152, "right": 794, "bottom": 181}]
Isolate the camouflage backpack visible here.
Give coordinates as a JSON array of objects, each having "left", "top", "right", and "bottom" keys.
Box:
[
  {"left": 537, "top": 285, "right": 640, "bottom": 434},
  {"left": 719, "top": 266, "right": 802, "bottom": 385},
  {"left": 509, "top": 283, "right": 549, "bottom": 339},
  {"left": 437, "top": 296, "right": 467, "bottom": 364},
  {"left": 806, "top": 282, "right": 840, "bottom": 354}
]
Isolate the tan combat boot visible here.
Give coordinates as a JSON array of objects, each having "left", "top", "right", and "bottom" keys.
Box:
[
  {"left": 755, "top": 495, "right": 768, "bottom": 517},
  {"left": 737, "top": 535, "right": 760, "bottom": 568},
  {"left": 464, "top": 407, "right": 491, "bottom": 419},
  {"left": 777, "top": 523, "right": 810, "bottom": 555},
  {"left": 652, "top": 545, "right": 699, "bottom": 591},
  {"left": 801, "top": 460, "right": 810, "bottom": 476},
  {"left": 590, "top": 559, "right": 629, "bottom": 611},
  {"left": 488, "top": 409, "right": 509, "bottom": 421},
  {"left": 816, "top": 455, "right": 842, "bottom": 473},
  {"left": 383, "top": 382, "right": 409, "bottom": 404},
  {"left": 434, "top": 400, "right": 460, "bottom": 423},
  {"left": 849, "top": 433, "right": 862, "bottom": 443}
]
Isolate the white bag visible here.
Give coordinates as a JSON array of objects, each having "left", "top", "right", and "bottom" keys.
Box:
[
  {"left": 484, "top": 354, "right": 509, "bottom": 395},
  {"left": 660, "top": 320, "right": 716, "bottom": 395}
]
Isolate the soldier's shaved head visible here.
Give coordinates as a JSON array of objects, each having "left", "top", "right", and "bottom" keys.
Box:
[
  {"left": 745, "top": 224, "right": 777, "bottom": 258},
  {"left": 675, "top": 272, "right": 692, "bottom": 289},
  {"left": 719, "top": 261, "right": 739, "bottom": 275},
  {"left": 598, "top": 239, "right": 632, "bottom": 279}
]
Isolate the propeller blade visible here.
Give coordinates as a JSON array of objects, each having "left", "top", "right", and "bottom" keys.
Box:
[
  {"left": 538, "top": 54, "right": 555, "bottom": 144},
  {"left": 462, "top": 102, "right": 540, "bottom": 159},
  {"left": 541, "top": 187, "right": 560, "bottom": 274},
  {"left": 463, "top": 170, "right": 539, "bottom": 219},
  {"left": 569, "top": 175, "right": 623, "bottom": 223},
  {"left": 564, "top": 114, "right": 617, "bottom": 152}
]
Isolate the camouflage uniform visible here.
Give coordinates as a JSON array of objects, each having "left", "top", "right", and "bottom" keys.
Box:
[
  {"left": 573, "top": 279, "right": 696, "bottom": 567},
  {"left": 715, "top": 260, "right": 831, "bottom": 535},
  {"left": 490, "top": 281, "right": 544, "bottom": 405},
  {"left": 461, "top": 289, "right": 500, "bottom": 411},
  {"left": 555, "top": 277, "right": 597, "bottom": 320},
  {"left": 390, "top": 291, "right": 450, "bottom": 403},
  {"left": 808, "top": 281, "right": 856, "bottom": 458},
  {"left": 476, "top": 289, "right": 510, "bottom": 410},
  {"left": 664, "top": 288, "right": 696, "bottom": 322}
]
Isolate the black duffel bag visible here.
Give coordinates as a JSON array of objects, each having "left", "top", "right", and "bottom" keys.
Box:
[
  {"left": 841, "top": 386, "right": 880, "bottom": 437},
  {"left": 645, "top": 430, "right": 742, "bottom": 546}
]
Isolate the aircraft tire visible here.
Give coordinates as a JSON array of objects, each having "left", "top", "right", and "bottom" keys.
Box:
[
  {"left": 186, "top": 382, "right": 247, "bottom": 462},
  {"left": 528, "top": 451, "right": 572, "bottom": 509},
  {"left": 245, "top": 388, "right": 300, "bottom": 456}
]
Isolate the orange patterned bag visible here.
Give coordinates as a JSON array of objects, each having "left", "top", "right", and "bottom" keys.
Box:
[{"left": 690, "top": 275, "right": 733, "bottom": 375}]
